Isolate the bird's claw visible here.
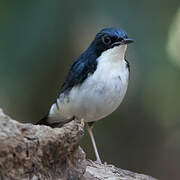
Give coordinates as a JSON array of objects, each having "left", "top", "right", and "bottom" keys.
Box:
[{"left": 81, "top": 119, "right": 85, "bottom": 127}]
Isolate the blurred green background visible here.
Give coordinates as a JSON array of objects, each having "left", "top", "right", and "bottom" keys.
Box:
[{"left": 0, "top": 0, "right": 180, "bottom": 179}]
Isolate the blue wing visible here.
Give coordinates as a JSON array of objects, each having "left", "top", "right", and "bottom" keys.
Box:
[{"left": 60, "top": 50, "right": 98, "bottom": 93}]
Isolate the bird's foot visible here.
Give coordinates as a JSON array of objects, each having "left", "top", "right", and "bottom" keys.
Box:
[
  {"left": 95, "top": 158, "right": 102, "bottom": 164},
  {"left": 81, "top": 119, "right": 85, "bottom": 127}
]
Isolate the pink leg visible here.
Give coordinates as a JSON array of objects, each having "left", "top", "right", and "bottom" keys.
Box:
[{"left": 87, "top": 124, "right": 102, "bottom": 163}]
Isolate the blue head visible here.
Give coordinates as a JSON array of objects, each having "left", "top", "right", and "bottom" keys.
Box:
[{"left": 89, "top": 27, "right": 133, "bottom": 54}]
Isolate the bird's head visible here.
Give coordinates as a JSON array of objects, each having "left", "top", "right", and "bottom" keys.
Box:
[{"left": 89, "top": 27, "right": 133, "bottom": 60}]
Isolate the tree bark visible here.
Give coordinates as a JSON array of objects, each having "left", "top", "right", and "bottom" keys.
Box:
[{"left": 0, "top": 109, "right": 157, "bottom": 180}]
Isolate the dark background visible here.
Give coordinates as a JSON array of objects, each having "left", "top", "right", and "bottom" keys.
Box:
[{"left": 0, "top": 0, "right": 180, "bottom": 179}]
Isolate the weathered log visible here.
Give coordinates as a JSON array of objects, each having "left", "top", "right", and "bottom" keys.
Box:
[{"left": 0, "top": 109, "right": 157, "bottom": 180}]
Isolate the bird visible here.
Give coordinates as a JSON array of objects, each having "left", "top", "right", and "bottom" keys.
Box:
[{"left": 37, "top": 27, "right": 133, "bottom": 163}]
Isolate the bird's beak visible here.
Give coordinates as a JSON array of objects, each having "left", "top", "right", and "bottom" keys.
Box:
[
  {"left": 122, "top": 38, "right": 134, "bottom": 44},
  {"left": 111, "top": 38, "right": 134, "bottom": 48}
]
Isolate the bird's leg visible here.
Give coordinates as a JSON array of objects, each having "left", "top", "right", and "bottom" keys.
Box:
[{"left": 87, "top": 122, "right": 102, "bottom": 164}]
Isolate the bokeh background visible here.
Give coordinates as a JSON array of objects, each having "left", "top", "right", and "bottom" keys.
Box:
[{"left": 0, "top": 0, "right": 180, "bottom": 179}]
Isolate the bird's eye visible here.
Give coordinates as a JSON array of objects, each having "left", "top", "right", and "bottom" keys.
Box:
[
  {"left": 118, "top": 37, "right": 123, "bottom": 42},
  {"left": 102, "top": 36, "right": 111, "bottom": 45}
]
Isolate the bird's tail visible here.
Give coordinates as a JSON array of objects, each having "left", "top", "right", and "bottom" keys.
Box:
[{"left": 36, "top": 115, "right": 74, "bottom": 128}]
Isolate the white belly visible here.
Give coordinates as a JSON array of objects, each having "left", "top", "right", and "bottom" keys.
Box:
[{"left": 69, "top": 71, "right": 128, "bottom": 122}]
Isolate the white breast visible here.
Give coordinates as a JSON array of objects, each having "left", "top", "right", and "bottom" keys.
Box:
[{"left": 49, "top": 45, "right": 129, "bottom": 122}]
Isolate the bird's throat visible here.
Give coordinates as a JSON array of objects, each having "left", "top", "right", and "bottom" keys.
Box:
[{"left": 99, "top": 45, "right": 127, "bottom": 63}]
